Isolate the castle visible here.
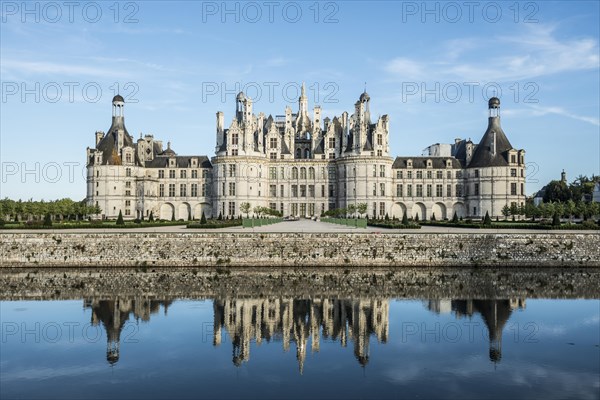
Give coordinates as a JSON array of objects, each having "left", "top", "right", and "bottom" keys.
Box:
[{"left": 86, "top": 86, "right": 526, "bottom": 220}]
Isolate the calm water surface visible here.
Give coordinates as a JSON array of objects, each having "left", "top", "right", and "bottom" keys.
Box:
[{"left": 1, "top": 269, "right": 599, "bottom": 399}]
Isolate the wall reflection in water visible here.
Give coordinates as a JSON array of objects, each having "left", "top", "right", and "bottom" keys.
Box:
[{"left": 84, "top": 296, "right": 525, "bottom": 371}]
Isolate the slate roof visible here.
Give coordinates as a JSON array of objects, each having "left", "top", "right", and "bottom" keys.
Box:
[
  {"left": 95, "top": 117, "right": 134, "bottom": 165},
  {"left": 144, "top": 156, "right": 212, "bottom": 169},
  {"left": 468, "top": 116, "right": 514, "bottom": 168},
  {"left": 392, "top": 156, "right": 463, "bottom": 169}
]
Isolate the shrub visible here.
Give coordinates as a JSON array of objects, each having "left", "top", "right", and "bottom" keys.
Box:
[
  {"left": 43, "top": 213, "right": 52, "bottom": 227},
  {"left": 452, "top": 212, "right": 458, "bottom": 223},
  {"left": 431, "top": 212, "right": 436, "bottom": 221},
  {"left": 483, "top": 211, "right": 492, "bottom": 226},
  {"left": 116, "top": 210, "right": 125, "bottom": 225},
  {"left": 552, "top": 212, "right": 560, "bottom": 226},
  {"left": 200, "top": 211, "right": 207, "bottom": 224},
  {"left": 401, "top": 213, "right": 408, "bottom": 225},
  {"left": 148, "top": 211, "right": 154, "bottom": 222}
]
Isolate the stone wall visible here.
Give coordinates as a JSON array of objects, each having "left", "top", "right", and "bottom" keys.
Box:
[{"left": 1, "top": 232, "right": 599, "bottom": 268}]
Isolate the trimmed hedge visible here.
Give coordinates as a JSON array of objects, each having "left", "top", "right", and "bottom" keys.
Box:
[
  {"left": 368, "top": 221, "right": 422, "bottom": 229},
  {"left": 419, "top": 221, "right": 600, "bottom": 230},
  {"left": 322, "top": 218, "right": 368, "bottom": 228},
  {"left": 0, "top": 221, "right": 189, "bottom": 229},
  {"left": 187, "top": 220, "right": 242, "bottom": 229},
  {"left": 242, "top": 218, "right": 283, "bottom": 228}
]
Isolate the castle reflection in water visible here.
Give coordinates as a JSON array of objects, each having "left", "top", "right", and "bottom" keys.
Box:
[{"left": 84, "top": 296, "right": 525, "bottom": 370}]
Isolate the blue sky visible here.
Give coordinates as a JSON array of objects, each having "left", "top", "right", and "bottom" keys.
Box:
[{"left": 1, "top": 1, "right": 599, "bottom": 200}]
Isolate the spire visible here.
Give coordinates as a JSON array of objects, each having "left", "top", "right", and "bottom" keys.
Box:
[{"left": 301, "top": 82, "right": 306, "bottom": 99}]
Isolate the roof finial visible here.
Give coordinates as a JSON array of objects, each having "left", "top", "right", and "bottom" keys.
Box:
[
  {"left": 167, "top": 141, "right": 171, "bottom": 149},
  {"left": 301, "top": 82, "right": 306, "bottom": 98},
  {"left": 364, "top": 82, "right": 367, "bottom": 93}
]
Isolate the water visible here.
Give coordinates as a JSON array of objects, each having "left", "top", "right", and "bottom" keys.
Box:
[{"left": 1, "top": 268, "right": 599, "bottom": 400}]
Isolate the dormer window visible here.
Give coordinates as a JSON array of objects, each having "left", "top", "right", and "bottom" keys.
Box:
[
  {"left": 446, "top": 160, "right": 452, "bottom": 168},
  {"left": 427, "top": 160, "right": 432, "bottom": 168},
  {"left": 407, "top": 159, "right": 412, "bottom": 168},
  {"left": 169, "top": 159, "right": 175, "bottom": 167}
]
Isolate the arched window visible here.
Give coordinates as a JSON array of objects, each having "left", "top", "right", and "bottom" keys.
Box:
[
  {"left": 292, "top": 167, "right": 298, "bottom": 179},
  {"left": 308, "top": 167, "right": 315, "bottom": 179},
  {"left": 300, "top": 167, "right": 306, "bottom": 179},
  {"left": 296, "top": 149, "right": 301, "bottom": 159},
  {"left": 305, "top": 149, "right": 310, "bottom": 159}
]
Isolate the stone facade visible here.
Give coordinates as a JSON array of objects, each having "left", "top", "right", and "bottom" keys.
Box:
[
  {"left": 86, "top": 90, "right": 526, "bottom": 220},
  {"left": 1, "top": 233, "right": 598, "bottom": 268}
]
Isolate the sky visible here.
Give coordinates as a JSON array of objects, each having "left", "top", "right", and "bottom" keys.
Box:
[{"left": 1, "top": 0, "right": 599, "bottom": 200}]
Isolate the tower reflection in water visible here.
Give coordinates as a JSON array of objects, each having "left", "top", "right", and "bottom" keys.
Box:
[
  {"left": 84, "top": 298, "right": 173, "bottom": 364},
  {"left": 425, "top": 299, "right": 526, "bottom": 363},
  {"left": 84, "top": 297, "right": 525, "bottom": 370}
]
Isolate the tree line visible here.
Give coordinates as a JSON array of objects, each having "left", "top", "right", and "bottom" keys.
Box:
[{"left": 0, "top": 198, "right": 101, "bottom": 222}]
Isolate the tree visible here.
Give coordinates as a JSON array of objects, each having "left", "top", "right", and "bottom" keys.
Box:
[
  {"left": 431, "top": 212, "right": 436, "bottom": 221},
  {"left": 200, "top": 211, "right": 207, "bottom": 224},
  {"left": 240, "top": 202, "right": 251, "bottom": 218},
  {"left": 543, "top": 180, "right": 571, "bottom": 203},
  {"left": 565, "top": 199, "right": 576, "bottom": 221},
  {"left": 148, "top": 211, "right": 154, "bottom": 222},
  {"left": 451, "top": 211, "right": 458, "bottom": 223},
  {"left": 356, "top": 203, "right": 367, "bottom": 218},
  {"left": 116, "top": 210, "right": 125, "bottom": 225},
  {"left": 414, "top": 213, "right": 419, "bottom": 222},
  {"left": 384, "top": 212, "right": 390, "bottom": 221},
  {"left": 217, "top": 212, "right": 222, "bottom": 220},
  {"left": 402, "top": 213, "right": 408, "bottom": 225},
  {"left": 501, "top": 204, "right": 510, "bottom": 220},
  {"left": 552, "top": 212, "right": 561, "bottom": 226},
  {"left": 483, "top": 211, "right": 492, "bottom": 226},
  {"left": 347, "top": 204, "right": 356, "bottom": 217},
  {"left": 509, "top": 203, "right": 519, "bottom": 218},
  {"left": 171, "top": 212, "right": 175, "bottom": 221}
]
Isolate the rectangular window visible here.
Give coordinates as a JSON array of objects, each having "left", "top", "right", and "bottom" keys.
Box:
[
  {"left": 158, "top": 170, "right": 165, "bottom": 179},
  {"left": 168, "top": 184, "right": 175, "bottom": 197},
  {"left": 436, "top": 184, "right": 443, "bottom": 197},
  {"left": 474, "top": 170, "right": 479, "bottom": 178},
  {"left": 373, "top": 165, "right": 377, "bottom": 177},
  {"left": 269, "top": 138, "right": 277, "bottom": 149},
  {"left": 379, "top": 202, "right": 385, "bottom": 216},
  {"left": 447, "top": 184, "right": 452, "bottom": 197},
  {"left": 280, "top": 185, "right": 284, "bottom": 197},
  {"left": 407, "top": 184, "right": 413, "bottom": 196},
  {"left": 329, "top": 184, "right": 335, "bottom": 197},
  {"left": 474, "top": 183, "right": 480, "bottom": 196},
  {"left": 159, "top": 184, "right": 165, "bottom": 197},
  {"left": 380, "top": 183, "right": 385, "bottom": 196},
  {"left": 407, "top": 171, "right": 413, "bottom": 179},
  {"left": 396, "top": 184, "right": 403, "bottom": 197},
  {"left": 270, "top": 185, "right": 277, "bottom": 197},
  {"left": 373, "top": 202, "right": 377, "bottom": 218},
  {"left": 328, "top": 167, "right": 336, "bottom": 180},
  {"left": 169, "top": 170, "right": 176, "bottom": 179},
  {"left": 180, "top": 184, "right": 187, "bottom": 197},
  {"left": 231, "top": 134, "right": 238, "bottom": 145},
  {"left": 396, "top": 170, "right": 403, "bottom": 179},
  {"left": 373, "top": 183, "right": 377, "bottom": 196},
  {"left": 270, "top": 167, "right": 277, "bottom": 180},
  {"left": 125, "top": 209, "right": 131, "bottom": 216},
  {"left": 291, "top": 203, "right": 298, "bottom": 215},
  {"left": 126, "top": 168, "right": 131, "bottom": 177},
  {"left": 427, "top": 171, "right": 432, "bottom": 179},
  {"left": 228, "top": 165, "right": 236, "bottom": 177},
  {"left": 292, "top": 185, "right": 298, "bottom": 197},
  {"left": 270, "top": 153, "right": 277, "bottom": 160},
  {"left": 511, "top": 155, "right": 516, "bottom": 163},
  {"left": 192, "top": 170, "right": 198, "bottom": 179},
  {"left": 125, "top": 190, "right": 131, "bottom": 196},
  {"left": 269, "top": 202, "right": 277, "bottom": 210},
  {"left": 201, "top": 184, "right": 206, "bottom": 197},
  {"left": 379, "top": 165, "right": 385, "bottom": 177},
  {"left": 511, "top": 168, "right": 517, "bottom": 177},
  {"left": 191, "top": 183, "right": 198, "bottom": 197},
  {"left": 228, "top": 182, "right": 236, "bottom": 196},
  {"left": 416, "top": 184, "right": 423, "bottom": 197},
  {"left": 228, "top": 202, "right": 235, "bottom": 216},
  {"left": 300, "top": 203, "right": 306, "bottom": 216},
  {"left": 456, "top": 184, "right": 462, "bottom": 197},
  {"left": 309, "top": 185, "right": 315, "bottom": 197},
  {"left": 511, "top": 182, "right": 517, "bottom": 195},
  {"left": 426, "top": 184, "right": 432, "bottom": 197},
  {"left": 521, "top": 183, "right": 524, "bottom": 195},
  {"left": 417, "top": 170, "right": 423, "bottom": 179},
  {"left": 180, "top": 170, "right": 186, "bottom": 179},
  {"left": 328, "top": 137, "right": 335, "bottom": 149},
  {"left": 202, "top": 170, "right": 208, "bottom": 178},
  {"left": 436, "top": 171, "right": 443, "bottom": 179},
  {"left": 125, "top": 181, "right": 131, "bottom": 188},
  {"left": 321, "top": 185, "right": 325, "bottom": 197}
]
